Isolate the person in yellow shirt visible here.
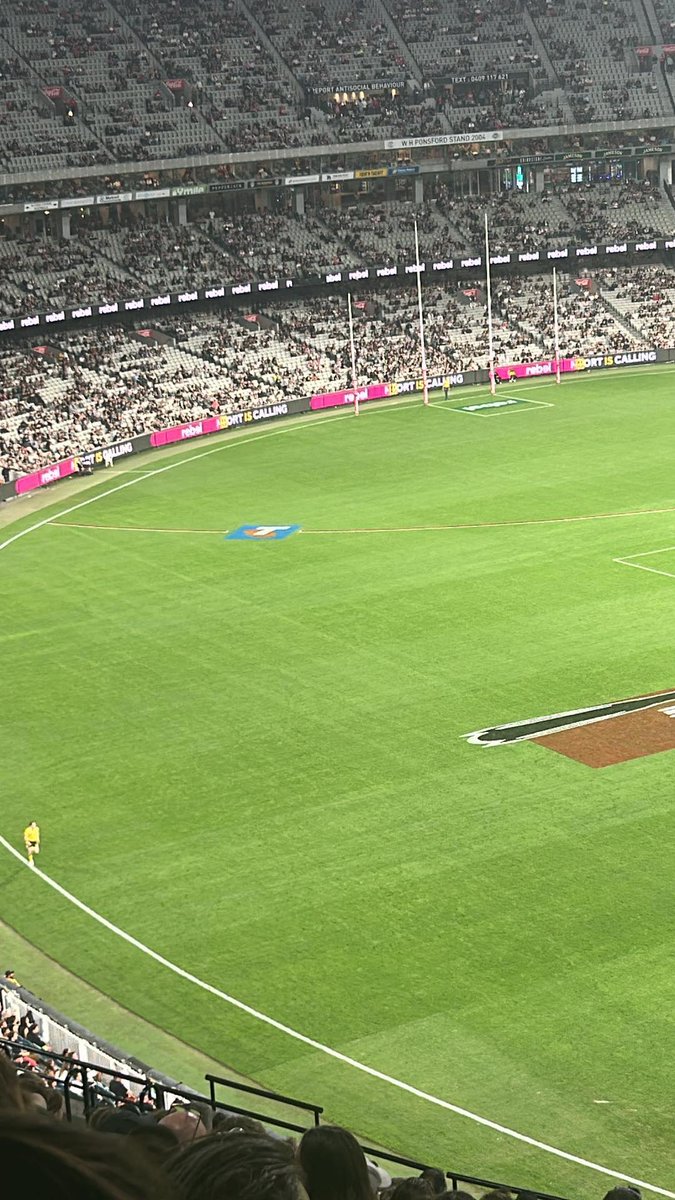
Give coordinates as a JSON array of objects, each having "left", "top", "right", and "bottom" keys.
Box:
[{"left": 23, "top": 821, "right": 40, "bottom": 868}]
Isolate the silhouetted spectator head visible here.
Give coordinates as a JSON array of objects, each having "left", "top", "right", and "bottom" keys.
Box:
[
  {"left": 390, "top": 1180, "right": 434, "bottom": 1200},
  {"left": 0, "top": 1109, "right": 173, "bottom": 1198},
  {"left": 165, "top": 1129, "right": 304, "bottom": 1200},
  {"left": 419, "top": 1170, "right": 446, "bottom": 1195},
  {"left": 299, "top": 1124, "right": 373, "bottom": 1200},
  {"left": 211, "top": 1111, "right": 266, "bottom": 1134},
  {"left": 0, "top": 1053, "right": 26, "bottom": 1112}
]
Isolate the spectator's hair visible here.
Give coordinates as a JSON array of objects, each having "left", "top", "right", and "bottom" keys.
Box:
[
  {"left": 212, "top": 1111, "right": 266, "bottom": 1134},
  {"left": 17, "top": 1071, "right": 51, "bottom": 1111},
  {"left": 389, "top": 1180, "right": 434, "bottom": 1200},
  {"left": 126, "top": 1121, "right": 180, "bottom": 1165},
  {"left": 0, "top": 1052, "right": 26, "bottom": 1111},
  {"left": 419, "top": 1170, "right": 446, "bottom": 1195},
  {"left": 0, "top": 1109, "right": 173, "bottom": 1198},
  {"left": 165, "top": 1129, "right": 303, "bottom": 1200},
  {"left": 299, "top": 1124, "right": 372, "bottom": 1200},
  {"left": 88, "top": 1102, "right": 116, "bottom": 1129},
  {"left": 603, "top": 1190, "right": 642, "bottom": 1200}
]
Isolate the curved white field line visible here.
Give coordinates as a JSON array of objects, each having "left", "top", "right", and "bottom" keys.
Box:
[
  {"left": 2, "top": 399, "right": 675, "bottom": 1197},
  {"left": 0, "top": 840, "right": 673, "bottom": 1197}
]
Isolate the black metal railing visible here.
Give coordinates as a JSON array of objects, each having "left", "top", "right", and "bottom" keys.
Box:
[{"left": 0, "top": 1037, "right": 573, "bottom": 1199}]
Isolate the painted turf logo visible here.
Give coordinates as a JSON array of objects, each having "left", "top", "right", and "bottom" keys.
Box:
[
  {"left": 463, "top": 688, "right": 675, "bottom": 768},
  {"left": 226, "top": 525, "right": 301, "bottom": 541}
]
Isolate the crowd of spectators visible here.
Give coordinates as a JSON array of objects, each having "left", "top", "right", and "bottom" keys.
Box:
[
  {"left": 0, "top": 0, "right": 672, "bottom": 174},
  {"left": 0, "top": 1016, "right": 463, "bottom": 1200},
  {"left": 1, "top": 263, "right": 672, "bottom": 480},
  {"left": 0, "top": 178, "right": 672, "bottom": 315},
  {"left": 0, "top": 988, "right": 657, "bottom": 1200}
]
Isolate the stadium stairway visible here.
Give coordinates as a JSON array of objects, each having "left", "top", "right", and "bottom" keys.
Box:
[
  {"left": 237, "top": 0, "right": 307, "bottom": 103},
  {"left": 374, "top": 0, "right": 424, "bottom": 87},
  {"left": 522, "top": 6, "right": 576, "bottom": 123}
]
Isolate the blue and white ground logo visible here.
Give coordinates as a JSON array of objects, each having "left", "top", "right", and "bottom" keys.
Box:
[{"left": 226, "top": 525, "right": 301, "bottom": 542}]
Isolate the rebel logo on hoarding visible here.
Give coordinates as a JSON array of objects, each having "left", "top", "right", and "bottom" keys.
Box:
[{"left": 463, "top": 688, "right": 675, "bottom": 768}]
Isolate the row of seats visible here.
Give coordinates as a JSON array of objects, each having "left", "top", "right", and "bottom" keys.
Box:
[
  {"left": 0, "top": 181, "right": 671, "bottom": 312},
  {"left": 0, "top": 0, "right": 673, "bottom": 173}
]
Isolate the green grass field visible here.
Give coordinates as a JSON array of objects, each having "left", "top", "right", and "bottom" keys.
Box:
[{"left": 3, "top": 368, "right": 675, "bottom": 1198}]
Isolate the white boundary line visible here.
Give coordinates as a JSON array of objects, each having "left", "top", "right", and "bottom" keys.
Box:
[
  {"left": 613, "top": 543, "right": 675, "bottom": 582},
  {"left": 428, "top": 400, "right": 487, "bottom": 417},
  {"left": 614, "top": 558, "right": 675, "bottom": 581},
  {"left": 0, "top": 838, "right": 673, "bottom": 1198},
  {"left": 3, "top": 401, "right": 675, "bottom": 1195}
]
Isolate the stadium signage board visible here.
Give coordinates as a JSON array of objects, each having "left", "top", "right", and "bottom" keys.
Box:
[
  {"left": 0, "top": 238, "right": 670, "bottom": 338},
  {"left": 3, "top": 351, "right": 671, "bottom": 503},
  {"left": 95, "top": 192, "right": 133, "bottom": 204},
  {"left": 171, "top": 185, "right": 207, "bottom": 196},
  {"left": 304, "top": 79, "right": 405, "bottom": 94},
  {"left": 60, "top": 196, "right": 96, "bottom": 208},
  {"left": 385, "top": 131, "right": 503, "bottom": 149}
]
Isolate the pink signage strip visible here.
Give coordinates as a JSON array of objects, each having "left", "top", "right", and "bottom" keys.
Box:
[
  {"left": 15, "top": 458, "right": 76, "bottom": 496},
  {"left": 150, "top": 416, "right": 221, "bottom": 448},
  {"left": 310, "top": 383, "right": 391, "bottom": 411},
  {"left": 494, "top": 358, "right": 576, "bottom": 381}
]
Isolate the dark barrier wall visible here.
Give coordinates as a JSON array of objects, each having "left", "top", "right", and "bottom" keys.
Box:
[
  {"left": 1, "top": 349, "right": 672, "bottom": 503},
  {"left": 1, "top": 234, "right": 674, "bottom": 337}
]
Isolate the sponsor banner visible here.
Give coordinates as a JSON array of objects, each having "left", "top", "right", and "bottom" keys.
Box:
[
  {"left": 23, "top": 200, "right": 59, "bottom": 212},
  {"left": 310, "top": 383, "right": 391, "bottom": 410},
  {"left": 495, "top": 349, "right": 660, "bottom": 380},
  {"left": 389, "top": 164, "right": 419, "bottom": 175},
  {"left": 322, "top": 171, "right": 355, "bottom": 182},
  {"left": 170, "top": 184, "right": 207, "bottom": 197},
  {"left": 208, "top": 178, "right": 282, "bottom": 193},
  {"left": 150, "top": 416, "right": 221, "bottom": 447},
  {"left": 495, "top": 357, "right": 573, "bottom": 380},
  {"left": 134, "top": 187, "right": 172, "bottom": 200},
  {"left": 15, "top": 458, "right": 76, "bottom": 495},
  {"left": 77, "top": 440, "right": 137, "bottom": 470},
  {"left": 283, "top": 174, "right": 320, "bottom": 185},
  {"left": 60, "top": 195, "right": 96, "bottom": 208},
  {"left": 385, "top": 131, "right": 503, "bottom": 149},
  {"left": 354, "top": 168, "right": 388, "bottom": 179},
  {"left": 95, "top": 192, "right": 133, "bottom": 205},
  {"left": 42, "top": 85, "right": 64, "bottom": 100},
  {"left": 218, "top": 400, "right": 305, "bottom": 427},
  {"left": 390, "top": 372, "right": 465, "bottom": 394}
]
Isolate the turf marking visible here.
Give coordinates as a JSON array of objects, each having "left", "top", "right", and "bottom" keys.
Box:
[
  {"left": 303, "top": 505, "right": 675, "bottom": 536},
  {"left": 50, "top": 522, "right": 228, "bottom": 535},
  {"left": 0, "top": 837, "right": 672, "bottom": 1198},
  {"left": 45, "top": 504, "right": 675, "bottom": 540},
  {"left": 613, "top": 544, "right": 675, "bottom": 582}
]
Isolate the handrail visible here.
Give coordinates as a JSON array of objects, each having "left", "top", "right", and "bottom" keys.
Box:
[
  {"left": 205, "top": 1073, "right": 322, "bottom": 1123},
  {"left": 1, "top": 1036, "right": 576, "bottom": 1196}
]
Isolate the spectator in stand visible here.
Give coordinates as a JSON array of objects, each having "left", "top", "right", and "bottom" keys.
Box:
[
  {"left": 164, "top": 1129, "right": 305, "bottom": 1200},
  {"left": 419, "top": 1169, "right": 447, "bottom": 1194},
  {"left": 0, "top": 1110, "right": 173, "bottom": 1199},
  {"left": 299, "top": 1124, "right": 374, "bottom": 1200}
]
